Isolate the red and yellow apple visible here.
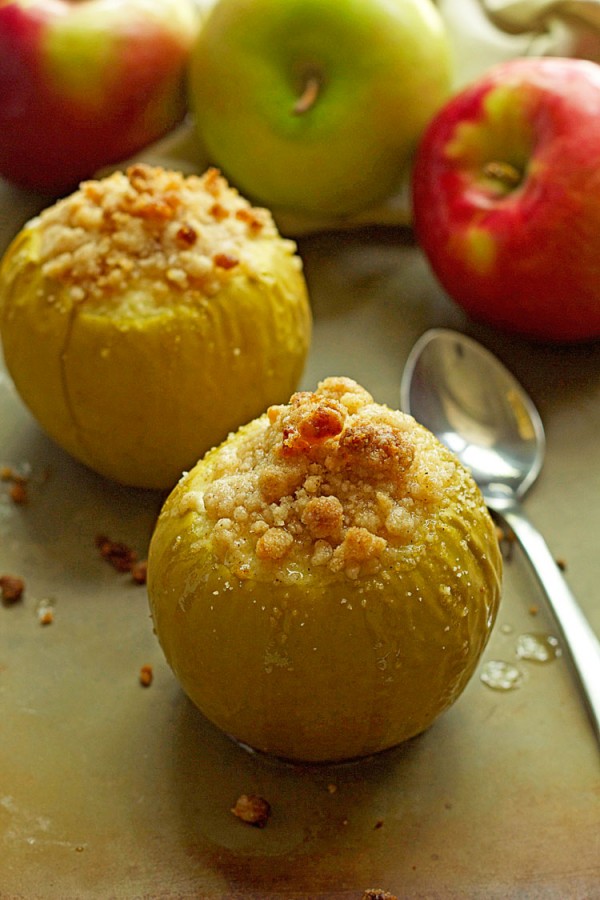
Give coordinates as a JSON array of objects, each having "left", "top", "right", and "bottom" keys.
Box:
[
  {"left": 188, "top": 0, "right": 452, "bottom": 219},
  {"left": 412, "top": 57, "right": 600, "bottom": 343},
  {"left": 0, "top": 0, "right": 201, "bottom": 194}
]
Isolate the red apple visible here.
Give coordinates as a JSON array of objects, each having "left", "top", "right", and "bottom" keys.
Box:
[
  {"left": 412, "top": 57, "right": 600, "bottom": 342},
  {"left": 0, "top": 0, "right": 200, "bottom": 195}
]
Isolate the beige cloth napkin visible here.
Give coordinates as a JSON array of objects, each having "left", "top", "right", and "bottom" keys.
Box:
[{"left": 440, "top": 0, "right": 600, "bottom": 85}]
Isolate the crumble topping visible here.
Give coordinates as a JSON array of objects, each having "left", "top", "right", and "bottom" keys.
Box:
[
  {"left": 33, "top": 164, "right": 300, "bottom": 303},
  {"left": 180, "top": 377, "right": 465, "bottom": 581}
]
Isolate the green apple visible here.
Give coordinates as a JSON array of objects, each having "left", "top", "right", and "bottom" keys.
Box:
[{"left": 188, "top": 0, "right": 453, "bottom": 218}]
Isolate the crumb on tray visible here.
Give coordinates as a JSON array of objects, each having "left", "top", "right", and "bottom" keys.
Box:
[
  {"left": 36, "top": 599, "right": 55, "bottom": 625},
  {"left": 131, "top": 560, "right": 148, "bottom": 585},
  {"left": 139, "top": 664, "right": 153, "bottom": 687},
  {"left": 0, "top": 574, "right": 25, "bottom": 605},
  {"left": 362, "top": 891, "right": 399, "bottom": 900},
  {"left": 1, "top": 465, "right": 30, "bottom": 504},
  {"left": 96, "top": 534, "right": 138, "bottom": 572},
  {"left": 95, "top": 535, "right": 148, "bottom": 584},
  {"left": 231, "top": 794, "right": 271, "bottom": 828}
]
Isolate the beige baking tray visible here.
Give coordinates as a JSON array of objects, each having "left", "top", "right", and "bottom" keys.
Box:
[{"left": 1, "top": 178, "right": 599, "bottom": 900}]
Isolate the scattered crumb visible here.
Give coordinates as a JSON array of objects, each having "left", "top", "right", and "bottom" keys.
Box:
[
  {"left": 9, "top": 481, "right": 28, "bottom": 505},
  {"left": 130, "top": 560, "right": 148, "bottom": 585},
  {"left": 362, "top": 890, "right": 398, "bottom": 900},
  {"left": 0, "top": 574, "right": 25, "bottom": 605},
  {"left": 528, "top": 604, "right": 539, "bottom": 616},
  {"left": 95, "top": 535, "right": 138, "bottom": 573},
  {"left": 1, "top": 465, "right": 30, "bottom": 504},
  {"left": 139, "top": 664, "right": 153, "bottom": 687},
  {"left": 556, "top": 558, "right": 567, "bottom": 572},
  {"left": 39, "top": 611, "right": 54, "bottom": 626},
  {"left": 326, "top": 783, "right": 337, "bottom": 794},
  {"left": 230, "top": 794, "right": 271, "bottom": 828},
  {"left": 0, "top": 465, "right": 25, "bottom": 482},
  {"left": 95, "top": 535, "right": 148, "bottom": 584},
  {"left": 36, "top": 599, "right": 54, "bottom": 626},
  {"left": 374, "top": 819, "right": 384, "bottom": 830}
]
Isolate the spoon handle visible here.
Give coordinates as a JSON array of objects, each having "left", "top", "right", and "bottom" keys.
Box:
[{"left": 495, "top": 500, "right": 600, "bottom": 747}]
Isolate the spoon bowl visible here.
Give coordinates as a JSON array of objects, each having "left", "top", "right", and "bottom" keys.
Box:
[
  {"left": 401, "top": 329, "right": 545, "bottom": 506},
  {"left": 401, "top": 328, "right": 600, "bottom": 746}
]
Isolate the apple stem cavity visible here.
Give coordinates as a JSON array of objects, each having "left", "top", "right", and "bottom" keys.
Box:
[
  {"left": 482, "top": 160, "right": 523, "bottom": 193},
  {"left": 293, "top": 76, "right": 321, "bottom": 116}
]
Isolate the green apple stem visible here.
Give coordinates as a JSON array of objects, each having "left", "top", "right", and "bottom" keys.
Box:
[{"left": 293, "top": 76, "right": 321, "bottom": 115}]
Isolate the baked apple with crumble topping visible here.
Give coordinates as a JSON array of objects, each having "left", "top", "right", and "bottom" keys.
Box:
[
  {"left": 147, "top": 377, "right": 502, "bottom": 762},
  {"left": 0, "top": 164, "right": 311, "bottom": 489}
]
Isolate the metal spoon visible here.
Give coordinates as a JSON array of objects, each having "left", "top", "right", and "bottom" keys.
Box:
[{"left": 401, "top": 327, "right": 600, "bottom": 745}]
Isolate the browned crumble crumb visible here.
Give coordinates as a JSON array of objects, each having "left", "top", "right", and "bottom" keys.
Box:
[
  {"left": 34, "top": 164, "right": 298, "bottom": 303},
  {"left": 139, "top": 664, "right": 153, "bottom": 687},
  {"left": 96, "top": 535, "right": 138, "bottom": 573},
  {"left": 175, "top": 223, "right": 197, "bottom": 246},
  {"left": 213, "top": 252, "right": 239, "bottom": 270},
  {"left": 209, "top": 202, "right": 228, "bottom": 221},
  {"left": 38, "top": 608, "right": 54, "bottom": 626},
  {"left": 529, "top": 604, "right": 539, "bottom": 616},
  {"left": 556, "top": 557, "right": 567, "bottom": 572},
  {"left": 131, "top": 560, "right": 148, "bottom": 585},
  {"left": 0, "top": 574, "right": 25, "bottom": 605},
  {"left": 96, "top": 537, "right": 148, "bottom": 583},
  {"left": 374, "top": 819, "right": 384, "bottom": 830},
  {"left": 362, "top": 891, "right": 398, "bottom": 900},
  {"left": 231, "top": 794, "right": 271, "bottom": 828},
  {"left": 1, "top": 466, "right": 30, "bottom": 504},
  {"left": 235, "top": 206, "right": 265, "bottom": 233},
  {"left": 326, "top": 783, "right": 337, "bottom": 794},
  {"left": 193, "top": 377, "right": 462, "bottom": 581},
  {"left": 9, "top": 482, "right": 28, "bottom": 504},
  {"left": 0, "top": 465, "right": 23, "bottom": 482}
]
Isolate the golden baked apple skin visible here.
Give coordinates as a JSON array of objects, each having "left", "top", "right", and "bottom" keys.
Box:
[
  {"left": 147, "top": 378, "right": 502, "bottom": 762},
  {"left": 0, "top": 165, "right": 311, "bottom": 490}
]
